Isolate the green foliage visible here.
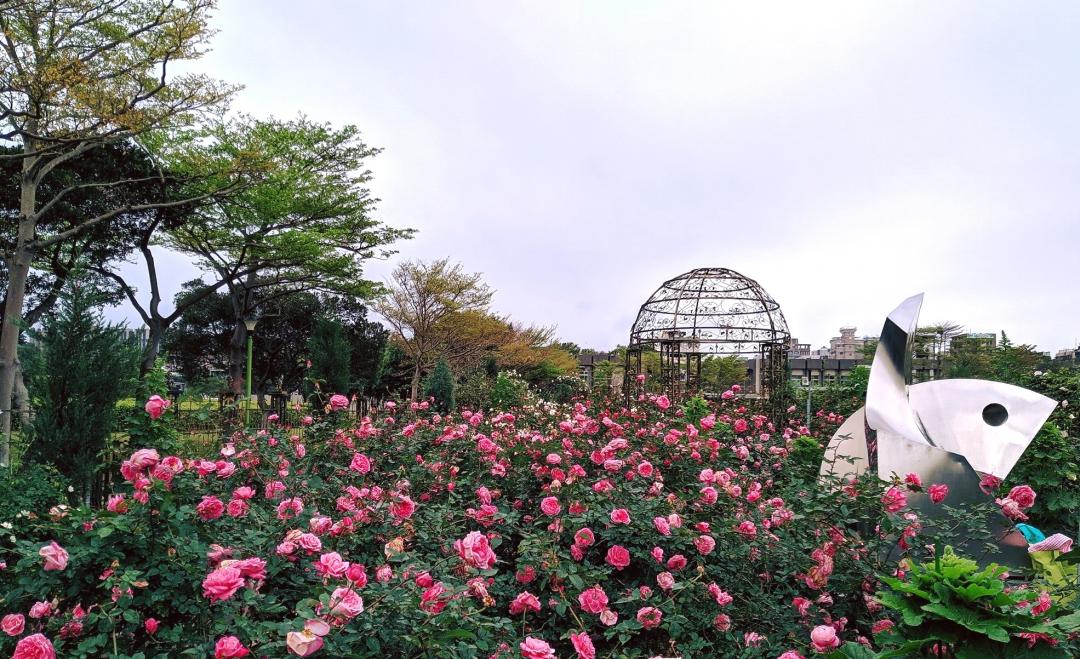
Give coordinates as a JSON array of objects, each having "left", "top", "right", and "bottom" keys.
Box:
[
  {"left": 530, "top": 373, "right": 587, "bottom": 404},
  {"left": 682, "top": 395, "right": 710, "bottom": 426},
  {"left": 870, "top": 547, "right": 1071, "bottom": 657},
  {"left": 308, "top": 317, "right": 352, "bottom": 394},
  {"left": 0, "top": 464, "right": 68, "bottom": 526},
  {"left": 423, "top": 359, "right": 456, "bottom": 413},
  {"left": 455, "top": 370, "right": 495, "bottom": 410},
  {"left": 488, "top": 371, "right": 530, "bottom": 409},
  {"left": 700, "top": 355, "right": 748, "bottom": 392},
  {"left": 21, "top": 276, "right": 139, "bottom": 504}
]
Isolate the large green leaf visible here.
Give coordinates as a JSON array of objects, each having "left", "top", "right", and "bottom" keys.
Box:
[{"left": 920, "top": 602, "right": 1010, "bottom": 643}]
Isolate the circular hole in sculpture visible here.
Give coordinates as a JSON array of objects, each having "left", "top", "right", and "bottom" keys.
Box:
[{"left": 982, "top": 403, "right": 1008, "bottom": 427}]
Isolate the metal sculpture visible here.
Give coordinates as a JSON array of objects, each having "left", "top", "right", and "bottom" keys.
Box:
[
  {"left": 625, "top": 268, "right": 790, "bottom": 403},
  {"left": 821, "top": 294, "right": 1056, "bottom": 566}
]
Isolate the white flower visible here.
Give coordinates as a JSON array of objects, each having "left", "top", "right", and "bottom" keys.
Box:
[
  {"left": 7, "top": 535, "right": 14, "bottom": 544},
  {"left": 67, "top": 486, "right": 75, "bottom": 492},
  {"left": 0, "top": 522, "right": 12, "bottom": 529}
]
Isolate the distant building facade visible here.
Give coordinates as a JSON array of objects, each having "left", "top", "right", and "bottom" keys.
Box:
[{"left": 828, "top": 327, "right": 867, "bottom": 360}]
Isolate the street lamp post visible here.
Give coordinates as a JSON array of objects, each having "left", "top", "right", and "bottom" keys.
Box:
[{"left": 244, "top": 317, "right": 258, "bottom": 403}]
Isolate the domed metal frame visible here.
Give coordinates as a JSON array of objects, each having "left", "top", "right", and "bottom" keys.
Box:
[{"left": 625, "top": 267, "right": 791, "bottom": 401}]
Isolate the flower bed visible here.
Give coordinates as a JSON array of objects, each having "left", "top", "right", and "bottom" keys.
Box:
[{"left": 0, "top": 392, "right": 1071, "bottom": 658}]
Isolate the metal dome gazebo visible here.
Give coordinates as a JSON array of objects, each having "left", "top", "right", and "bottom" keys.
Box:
[{"left": 625, "top": 267, "right": 791, "bottom": 402}]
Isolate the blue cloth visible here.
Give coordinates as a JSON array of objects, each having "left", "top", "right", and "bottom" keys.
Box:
[{"left": 1016, "top": 523, "right": 1046, "bottom": 544}]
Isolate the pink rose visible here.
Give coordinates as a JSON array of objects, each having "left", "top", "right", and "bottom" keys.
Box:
[
  {"left": 570, "top": 631, "right": 596, "bottom": 659},
  {"left": 636, "top": 606, "right": 662, "bottom": 629},
  {"left": 2, "top": 613, "right": 25, "bottom": 636},
  {"left": 540, "top": 496, "right": 561, "bottom": 516},
  {"left": 214, "top": 635, "right": 250, "bottom": 658},
  {"left": 328, "top": 587, "right": 364, "bottom": 619},
  {"left": 609, "top": 508, "right": 630, "bottom": 524},
  {"left": 881, "top": 486, "right": 907, "bottom": 513},
  {"left": 578, "top": 585, "right": 609, "bottom": 614},
  {"left": 203, "top": 567, "right": 245, "bottom": 603},
  {"left": 928, "top": 483, "right": 949, "bottom": 504},
  {"left": 106, "top": 494, "right": 128, "bottom": 513},
  {"left": 390, "top": 496, "right": 416, "bottom": 521},
  {"left": 329, "top": 394, "right": 350, "bottom": 411},
  {"left": 708, "top": 583, "right": 734, "bottom": 606},
  {"left": 655, "top": 395, "right": 671, "bottom": 410},
  {"left": 656, "top": 572, "right": 675, "bottom": 590},
  {"left": 695, "top": 535, "right": 716, "bottom": 555},
  {"left": 574, "top": 527, "right": 595, "bottom": 547},
  {"left": 315, "top": 552, "right": 350, "bottom": 579},
  {"left": 27, "top": 602, "right": 51, "bottom": 619},
  {"left": 297, "top": 533, "right": 322, "bottom": 554},
  {"left": 144, "top": 618, "right": 159, "bottom": 634},
  {"left": 714, "top": 613, "right": 732, "bottom": 630},
  {"left": 197, "top": 496, "right": 225, "bottom": 521},
  {"left": 350, "top": 453, "right": 372, "bottom": 474},
  {"left": 653, "top": 516, "right": 672, "bottom": 535},
  {"left": 144, "top": 395, "right": 170, "bottom": 420},
  {"left": 519, "top": 637, "right": 556, "bottom": 659},
  {"left": 810, "top": 625, "right": 840, "bottom": 653},
  {"left": 454, "top": 531, "right": 497, "bottom": 570},
  {"left": 38, "top": 541, "right": 68, "bottom": 571},
  {"left": 605, "top": 545, "right": 631, "bottom": 570},
  {"left": 12, "top": 634, "right": 55, "bottom": 659},
  {"left": 778, "top": 653, "right": 806, "bottom": 659},
  {"left": 286, "top": 630, "right": 324, "bottom": 656},
  {"left": 1007, "top": 485, "right": 1036, "bottom": 509},
  {"left": 509, "top": 591, "right": 542, "bottom": 615}
]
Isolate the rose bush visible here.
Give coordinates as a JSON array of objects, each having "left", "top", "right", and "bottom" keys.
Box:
[{"left": 0, "top": 389, "right": 1071, "bottom": 657}]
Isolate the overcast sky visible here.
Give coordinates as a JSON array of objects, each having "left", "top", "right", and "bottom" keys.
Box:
[{"left": 109, "top": 1, "right": 1080, "bottom": 352}]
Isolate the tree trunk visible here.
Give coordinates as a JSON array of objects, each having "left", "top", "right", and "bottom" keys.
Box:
[
  {"left": 13, "top": 358, "right": 31, "bottom": 428},
  {"left": 139, "top": 321, "right": 165, "bottom": 378},
  {"left": 228, "top": 321, "right": 246, "bottom": 396},
  {"left": 0, "top": 147, "right": 40, "bottom": 466},
  {"left": 410, "top": 363, "right": 421, "bottom": 401}
]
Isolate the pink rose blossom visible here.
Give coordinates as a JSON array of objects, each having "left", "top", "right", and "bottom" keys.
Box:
[
  {"left": 203, "top": 567, "right": 245, "bottom": 603},
  {"left": 144, "top": 395, "right": 170, "bottom": 420},
  {"left": 455, "top": 531, "right": 497, "bottom": 570},
  {"left": 2, "top": 613, "right": 25, "bottom": 636},
  {"left": 636, "top": 606, "right": 662, "bottom": 629},
  {"left": 609, "top": 508, "right": 630, "bottom": 524},
  {"left": 928, "top": 483, "right": 949, "bottom": 504},
  {"left": 540, "top": 496, "right": 561, "bottom": 516},
  {"left": 328, "top": 587, "right": 364, "bottom": 619},
  {"left": 12, "top": 634, "right": 55, "bottom": 659},
  {"left": 38, "top": 541, "right": 68, "bottom": 571},
  {"left": 570, "top": 632, "right": 596, "bottom": 659},
  {"left": 214, "top": 635, "right": 250, "bottom": 658},
  {"left": 578, "top": 585, "right": 609, "bottom": 614},
  {"left": 519, "top": 637, "right": 556, "bottom": 659},
  {"left": 605, "top": 545, "right": 631, "bottom": 570},
  {"left": 810, "top": 625, "right": 840, "bottom": 652}
]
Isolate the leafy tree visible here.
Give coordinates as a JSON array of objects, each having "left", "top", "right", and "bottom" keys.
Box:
[
  {"left": 423, "top": 358, "right": 455, "bottom": 413},
  {"left": 164, "top": 285, "right": 387, "bottom": 399},
  {"left": 700, "top": 355, "right": 748, "bottom": 392},
  {"left": 375, "top": 259, "right": 494, "bottom": 399},
  {"left": 97, "top": 116, "right": 411, "bottom": 379},
  {"left": 308, "top": 317, "right": 351, "bottom": 395},
  {"left": 21, "top": 274, "right": 139, "bottom": 504},
  {"left": 0, "top": 0, "right": 236, "bottom": 464}
]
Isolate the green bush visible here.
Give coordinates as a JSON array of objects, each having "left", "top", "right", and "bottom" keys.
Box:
[
  {"left": 488, "top": 370, "right": 530, "bottom": 409},
  {"left": 21, "top": 276, "right": 139, "bottom": 505},
  {"left": 0, "top": 464, "right": 69, "bottom": 526},
  {"left": 423, "top": 358, "right": 455, "bottom": 413}
]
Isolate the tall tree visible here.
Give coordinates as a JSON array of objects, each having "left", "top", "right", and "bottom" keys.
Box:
[
  {"left": 375, "top": 259, "right": 494, "bottom": 400},
  {"left": 21, "top": 272, "right": 139, "bottom": 504},
  {"left": 0, "top": 0, "right": 236, "bottom": 464},
  {"left": 96, "top": 116, "right": 411, "bottom": 379}
]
